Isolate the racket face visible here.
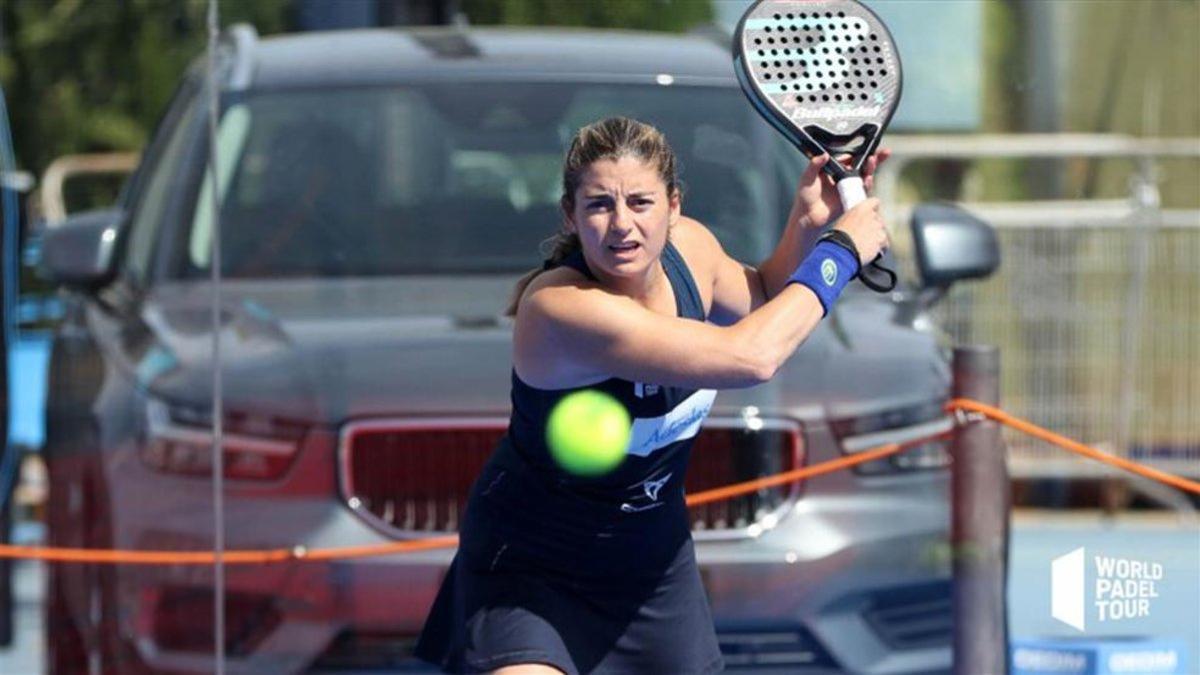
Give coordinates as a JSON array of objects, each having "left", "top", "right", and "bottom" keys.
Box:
[{"left": 735, "top": 0, "right": 902, "bottom": 162}]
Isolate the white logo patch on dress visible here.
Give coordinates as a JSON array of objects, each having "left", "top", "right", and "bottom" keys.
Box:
[
  {"left": 643, "top": 473, "right": 672, "bottom": 501},
  {"left": 621, "top": 472, "right": 675, "bottom": 513},
  {"left": 625, "top": 389, "right": 717, "bottom": 457}
]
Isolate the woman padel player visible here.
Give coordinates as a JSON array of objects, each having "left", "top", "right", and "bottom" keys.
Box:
[{"left": 416, "top": 117, "right": 889, "bottom": 674}]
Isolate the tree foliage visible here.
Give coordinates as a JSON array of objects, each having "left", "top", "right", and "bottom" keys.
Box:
[
  {"left": 0, "top": 0, "right": 713, "bottom": 184},
  {"left": 0, "top": 0, "right": 288, "bottom": 177}
]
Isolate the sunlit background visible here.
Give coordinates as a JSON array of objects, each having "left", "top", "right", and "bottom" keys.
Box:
[{"left": 0, "top": 1, "right": 1197, "bottom": 673}]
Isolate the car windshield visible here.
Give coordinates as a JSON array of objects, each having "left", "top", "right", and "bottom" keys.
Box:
[{"left": 180, "top": 82, "right": 798, "bottom": 278}]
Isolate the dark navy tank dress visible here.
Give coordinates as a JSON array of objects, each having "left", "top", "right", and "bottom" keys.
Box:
[{"left": 415, "top": 242, "right": 724, "bottom": 674}]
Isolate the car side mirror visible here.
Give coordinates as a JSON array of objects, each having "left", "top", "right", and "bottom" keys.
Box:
[
  {"left": 38, "top": 208, "right": 125, "bottom": 289},
  {"left": 910, "top": 203, "right": 1000, "bottom": 289}
]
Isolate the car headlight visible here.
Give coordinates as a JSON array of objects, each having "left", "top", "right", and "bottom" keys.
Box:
[
  {"left": 830, "top": 400, "right": 953, "bottom": 475},
  {"left": 141, "top": 399, "right": 305, "bottom": 481}
]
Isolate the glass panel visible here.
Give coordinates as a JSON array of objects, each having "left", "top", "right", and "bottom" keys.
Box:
[
  {"left": 8, "top": 3, "right": 1197, "bottom": 674},
  {"left": 188, "top": 78, "right": 798, "bottom": 672}
]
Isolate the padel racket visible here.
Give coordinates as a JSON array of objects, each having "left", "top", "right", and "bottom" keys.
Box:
[{"left": 734, "top": 0, "right": 900, "bottom": 292}]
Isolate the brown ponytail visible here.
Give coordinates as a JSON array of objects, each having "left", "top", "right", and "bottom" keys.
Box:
[{"left": 504, "top": 116, "right": 680, "bottom": 316}]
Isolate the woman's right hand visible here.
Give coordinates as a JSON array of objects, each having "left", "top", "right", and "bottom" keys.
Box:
[{"left": 833, "top": 197, "right": 889, "bottom": 265}]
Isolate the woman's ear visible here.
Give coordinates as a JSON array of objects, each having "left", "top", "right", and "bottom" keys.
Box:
[
  {"left": 561, "top": 196, "right": 577, "bottom": 232},
  {"left": 668, "top": 187, "right": 681, "bottom": 227}
]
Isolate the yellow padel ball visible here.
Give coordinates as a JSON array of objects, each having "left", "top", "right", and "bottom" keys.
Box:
[{"left": 545, "top": 390, "right": 632, "bottom": 476}]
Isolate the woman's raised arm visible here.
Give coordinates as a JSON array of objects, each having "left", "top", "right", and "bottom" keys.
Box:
[{"left": 515, "top": 199, "right": 888, "bottom": 391}]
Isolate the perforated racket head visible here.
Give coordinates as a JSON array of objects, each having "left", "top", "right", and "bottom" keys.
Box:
[{"left": 734, "top": 0, "right": 902, "bottom": 176}]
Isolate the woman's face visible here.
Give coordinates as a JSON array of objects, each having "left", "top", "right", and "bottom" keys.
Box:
[{"left": 564, "top": 155, "right": 680, "bottom": 283}]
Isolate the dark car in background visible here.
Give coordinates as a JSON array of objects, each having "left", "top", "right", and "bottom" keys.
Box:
[{"left": 39, "top": 25, "right": 997, "bottom": 674}]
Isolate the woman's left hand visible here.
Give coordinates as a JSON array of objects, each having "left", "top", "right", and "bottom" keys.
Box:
[{"left": 787, "top": 148, "right": 891, "bottom": 230}]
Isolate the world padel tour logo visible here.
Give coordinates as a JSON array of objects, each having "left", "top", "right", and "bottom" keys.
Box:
[{"left": 1051, "top": 547, "right": 1164, "bottom": 631}]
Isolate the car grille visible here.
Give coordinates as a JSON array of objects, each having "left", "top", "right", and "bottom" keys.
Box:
[
  {"left": 862, "top": 580, "right": 953, "bottom": 650},
  {"left": 340, "top": 416, "right": 803, "bottom": 537},
  {"left": 717, "top": 626, "right": 839, "bottom": 670}
]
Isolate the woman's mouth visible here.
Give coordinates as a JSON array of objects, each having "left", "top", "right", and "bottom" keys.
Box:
[{"left": 609, "top": 242, "right": 640, "bottom": 253}]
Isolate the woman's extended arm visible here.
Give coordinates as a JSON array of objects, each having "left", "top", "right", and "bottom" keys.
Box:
[{"left": 514, "top": 199, "right": 889, "bottom": 392}]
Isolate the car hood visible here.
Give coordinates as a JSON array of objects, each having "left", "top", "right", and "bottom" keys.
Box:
[{"left": 131, "top": 279, "right": 948, "bottom": 425}]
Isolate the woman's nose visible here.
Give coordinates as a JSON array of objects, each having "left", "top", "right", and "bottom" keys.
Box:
[{"left": 610, "top": 202, "right": 634, "bottom": 232}]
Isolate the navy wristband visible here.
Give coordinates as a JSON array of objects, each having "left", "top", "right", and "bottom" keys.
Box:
[{"left": 787, "top": 240, "right": 860, "bottom": 316}]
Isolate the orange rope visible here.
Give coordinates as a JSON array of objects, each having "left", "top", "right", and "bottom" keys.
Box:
[
  {"left": 947, "top": 398, "right": 1200, "bottom": 495},
  {"left": 1, "top": 398, "right": 1195, "bottom": 564},
  {"left": 0, "top": 535, "right": 461, "bottom": 565},
  {"left": 684, "top": 430, "right": 954, "bottom": 507},
  {"left": 0, "top": 433, "right": 950, "bottom": 565}
]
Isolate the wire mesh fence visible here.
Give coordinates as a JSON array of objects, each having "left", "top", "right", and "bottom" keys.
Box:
[
  {"left": 933, "top": 205, "right": 1200, "bottom": 478},
  {"left": 878, "top": 135, "right": 1200, "bottom": 480}
]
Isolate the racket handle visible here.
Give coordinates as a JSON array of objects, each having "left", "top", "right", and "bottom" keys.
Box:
[
  {"left": 834, "top": 176, "right": 897, "bottom": 293},
  {"left": 836, "top": 176, "right": 867, "bottom": 209}
]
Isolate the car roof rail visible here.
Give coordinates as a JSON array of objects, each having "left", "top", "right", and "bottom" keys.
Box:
[{"left": 222, "top": 22, "right": 258, "bottom": 92}]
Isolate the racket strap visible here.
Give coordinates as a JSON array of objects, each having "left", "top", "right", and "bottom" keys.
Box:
[
  {"left": 859, "top": 256, "right": 898, "bottom": 293},
  {"left": 818, "top": 228, "right": 898, "bottom": 294}
]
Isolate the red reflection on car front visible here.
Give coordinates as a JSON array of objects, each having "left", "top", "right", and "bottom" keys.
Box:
[{"left": 341, "top": 418, "right": 803, "bottom": 536}]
